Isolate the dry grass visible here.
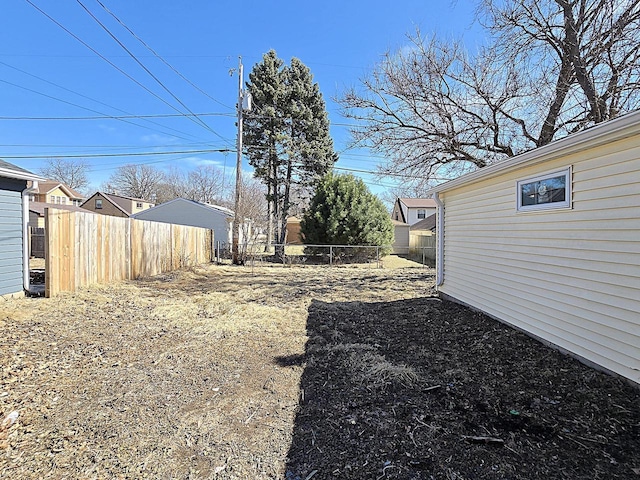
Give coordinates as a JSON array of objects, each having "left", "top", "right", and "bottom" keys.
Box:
[{"left": 1, "top": 262, "right": 435, "bottom": 479}]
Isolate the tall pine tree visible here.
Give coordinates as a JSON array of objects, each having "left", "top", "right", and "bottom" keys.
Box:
[{"left": 244, "top": 50, "right": 337, "bottom": 255}]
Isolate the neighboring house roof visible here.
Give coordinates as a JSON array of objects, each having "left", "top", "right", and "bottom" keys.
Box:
[
  {"left": 427, "top": 110, "right": 640, "bottom": 195},
  {"left": 132, "top": 198, "right": 235, "bottom": 219},
  {"left": 0, "top": 159, "right": 42, "bottom": 181},
  {"left": 103, "top": 192, "right": 151, "bottom": 204},
  {"left": 81, "top": 191, "right": 153, "bottom": 216},
  {"left": 410, "top": 213, "right": 437, "bottom": 231},
  {"left": 33, "top": 180, "right": 84, "bottom": 200},
  {"left": 398, "top": 198, "right": 437, "bottom": 209},
  {"left": 81, "top": 192, "right": 130, "bottom": 216},
  {"left": 29, "top": 201, "right": 92, "bottom": 216}
]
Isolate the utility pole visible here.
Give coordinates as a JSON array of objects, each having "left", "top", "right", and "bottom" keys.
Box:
[{"left": 232, "top": 57, "right": 244, "bottom": 264}]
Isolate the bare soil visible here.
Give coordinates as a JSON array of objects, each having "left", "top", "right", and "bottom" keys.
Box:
[{"left": 1, "top": 263, "right": 638, "bottom": 479}]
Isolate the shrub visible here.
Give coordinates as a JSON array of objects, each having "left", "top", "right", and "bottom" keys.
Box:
[{"left": 300, "top": 173, "right": 394, "bottom": 259}]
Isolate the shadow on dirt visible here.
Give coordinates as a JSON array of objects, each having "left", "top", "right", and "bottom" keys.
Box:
[{"left": 283, "top": 298, "right": 640, "bottom": 480}]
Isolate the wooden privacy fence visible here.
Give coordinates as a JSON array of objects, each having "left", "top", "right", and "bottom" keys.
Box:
[
  {"left": 409, "top": 233, "right": 436, "bottom": 262},
  {"left": 45, "top": 208, "right": 213, "bottom": 297}
]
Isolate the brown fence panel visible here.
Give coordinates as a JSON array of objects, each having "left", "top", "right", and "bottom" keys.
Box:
[
  {"left": 45, "top": 208, "right": 213, "bottom": 297},
  {"left": 30, "top": 227, "right": 46, "bottom": 258}
]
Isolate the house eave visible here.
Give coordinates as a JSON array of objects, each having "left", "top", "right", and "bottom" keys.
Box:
[
  {"left": 426, "top": 110, "right": 640, "bottom": 195},
  {"left": 0, "top": 167, "right": 43, "bottom": 182}
]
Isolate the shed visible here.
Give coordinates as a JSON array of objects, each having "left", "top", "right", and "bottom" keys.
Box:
[
  {"left": 286, "top": 217, "right": 303, "bottom": 244},
  {"left": 391, "top": 219, "right": 410, "bottom": 254},
  {"left": 426, "top": 111, "right": 640, "bottom": 385},
  {"left": 0, "top": 160, "right": 42, "bottom": 297},
  {"left": 131, "top": 198, "right": 247, "bottom": 245}
]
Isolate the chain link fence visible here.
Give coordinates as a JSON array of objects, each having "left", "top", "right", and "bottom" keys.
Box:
[{"left": 213, "top": 241, "right": 436, "bottom": 268}]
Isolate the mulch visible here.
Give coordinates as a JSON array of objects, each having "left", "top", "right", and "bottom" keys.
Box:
[{"left": 285, "top": 297, "right": 640, "bottom": 480}]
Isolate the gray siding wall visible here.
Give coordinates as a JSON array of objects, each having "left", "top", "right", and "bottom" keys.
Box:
[
  {"left": 133, "top": 199, "right": 231, "bottom": 245},
  {"left": 0, "top": 178, "right": 26, "bottom": 296}
]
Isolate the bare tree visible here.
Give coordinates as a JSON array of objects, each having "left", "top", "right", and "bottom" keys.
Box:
[
  {"left": 187, "top": 165, "right": 225, "bottom": 204},
  {"left": 106, "top": 164, "right": 165, "bottom": 201},
  {"left": 39, "top": 158, "right": 90, "bottom": 191},
  {"left": 341, "top": 0, "right": 640, "bottom": 181}
]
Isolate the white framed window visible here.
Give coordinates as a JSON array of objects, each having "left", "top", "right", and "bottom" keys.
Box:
[
  {"left": 95, "top": 199, "right": 103, "bottom": 209},
  {"left": 136, "top": 202, "right": 143, "bottom": 209},
  {"left": 517, "top": 167, "right": 571, "bottom": 212},
  {"left": 417, "top": 209, "right": 426, "bottom": 219}
]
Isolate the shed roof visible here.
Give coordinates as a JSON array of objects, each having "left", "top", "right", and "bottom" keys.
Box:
[
  {"left": 391, "top": 219, "right": 410, "bottom": 227},
  {"left": 427, "top": 110, "right": 640, "bottom": 195},
  {"left": 29, "top": 202, "right": 92, "bottom": 216},
  {"left": 410, "top": 213, "right": 437, "bottom": 231}
]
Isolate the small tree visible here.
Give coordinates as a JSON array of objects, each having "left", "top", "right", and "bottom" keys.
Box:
[{"left": 301, "top": 173, "right": 394, "bottom": 260}]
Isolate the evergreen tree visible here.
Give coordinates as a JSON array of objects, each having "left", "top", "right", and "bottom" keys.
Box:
[
  {"left": 301, "top": 173, "right": 394, "bottom": 259},
  {"left": 244, "top": 50, "right": 338, "bottom": 256}
]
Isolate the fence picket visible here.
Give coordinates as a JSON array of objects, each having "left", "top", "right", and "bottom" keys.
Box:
[{"left": 44, "top": 208, "right": 213, "bottom": 297}]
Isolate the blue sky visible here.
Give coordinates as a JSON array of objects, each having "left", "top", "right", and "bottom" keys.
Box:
[{"left": 1, "top": 0, "right": 481, "bottom": 196}]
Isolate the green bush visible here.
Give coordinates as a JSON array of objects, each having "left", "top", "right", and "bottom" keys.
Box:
[{"left": 300, "top": 173, "right": 394, "bottom": 260}]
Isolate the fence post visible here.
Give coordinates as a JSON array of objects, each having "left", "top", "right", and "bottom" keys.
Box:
[
  {"left": 376, "top": 246, "right": 380, "bottom": 268},
  {"left": 330, "top": 245, "right": 333, "bottom": 266},
  {"left": 422, "top": 247, "right": 425, "bottom": 267}
]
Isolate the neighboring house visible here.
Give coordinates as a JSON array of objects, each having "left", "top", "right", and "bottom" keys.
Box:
[
  {"left": 391, "top": 219, "right": 410, "bottom": 254},
  {"left": 426, "top": 110, "right": 640, "bottom": 385},
  {"left": 410, "top": 213, "right": 437, "bottom": 234},
  {"left": 81, "top": 191, "right": 154, "bottom": 218},
  {"left": 0, "top": 159, "right": 42, "bottom": 297},
  {"left": 391, "top": 198, "right": 437, "bottom": 225},
  {"left": 29, "top": 180, "right": 84, "bottom": 206},
  {"left": 131, "top": 198, "right": 248, "bottom": 245}
]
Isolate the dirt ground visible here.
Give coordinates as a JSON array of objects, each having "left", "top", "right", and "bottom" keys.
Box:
[{"left": 1, "top": 262, "right": 638, "bottom": 479}]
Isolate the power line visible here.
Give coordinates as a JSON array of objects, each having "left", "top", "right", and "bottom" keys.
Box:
[
  {"left": 0, "top": 112, "right": 234, "bottom": 120},
  {"left": 25, "top": 0, "right": 230, "bottom": 144},
  {"left": 75, "top": 0, "right": 230, "bottom": 144},
  {"left": 0, "top": 77, "right": 214, "bottom": 144},
  {"left": 0, "top": 60, "right": 209, "bottom": 142},
  {"left": 1, "top": 148, "right": 232, "bottom": 159},
  {"left": 94, "top": 0, "right": 233, "bottom": 111}
]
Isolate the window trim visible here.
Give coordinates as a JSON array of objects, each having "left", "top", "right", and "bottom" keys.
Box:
[
  {"left": 417, "top": 209, "right": 426, "bottom": 219},
  {"left": 95, "top": 199, "right": 103, "bottom": 209},
  {"left": 516, "top": 167, "right": 572, "bottom": 212}
]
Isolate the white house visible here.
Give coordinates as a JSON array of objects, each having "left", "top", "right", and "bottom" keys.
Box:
[
  {"left": 391, "top": 198, "right": 437, "bottom": 226},
  {"left": 131, "top": 198, "right": 248, "bottom": 246},
  {"left": 426, "top": 111, "right": 640, "bottom": 385}
]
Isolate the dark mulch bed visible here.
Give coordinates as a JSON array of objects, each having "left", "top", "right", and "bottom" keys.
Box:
[{"left": 285, "top": 298, "right": 640, "bottom": 480}]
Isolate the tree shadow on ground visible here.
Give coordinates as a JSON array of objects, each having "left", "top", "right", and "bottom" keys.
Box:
[{"left": 282, "top": 298, "right": 640, "bottom": 480}]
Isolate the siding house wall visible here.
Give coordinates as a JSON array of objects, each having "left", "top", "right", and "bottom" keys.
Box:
[
  {"left": 438, "top": 134, "right": 640, "bottom": 383},
  {"left": 132, "top": 199, "right": 232, "bottom": 245},
  {"left": 0, "top": 177, "right": 27, "bottom": 296}
]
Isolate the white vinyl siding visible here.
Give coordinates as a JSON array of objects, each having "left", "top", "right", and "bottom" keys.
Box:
[{"left": 439, "top": 136, "right": 640, "bottom": 384}]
